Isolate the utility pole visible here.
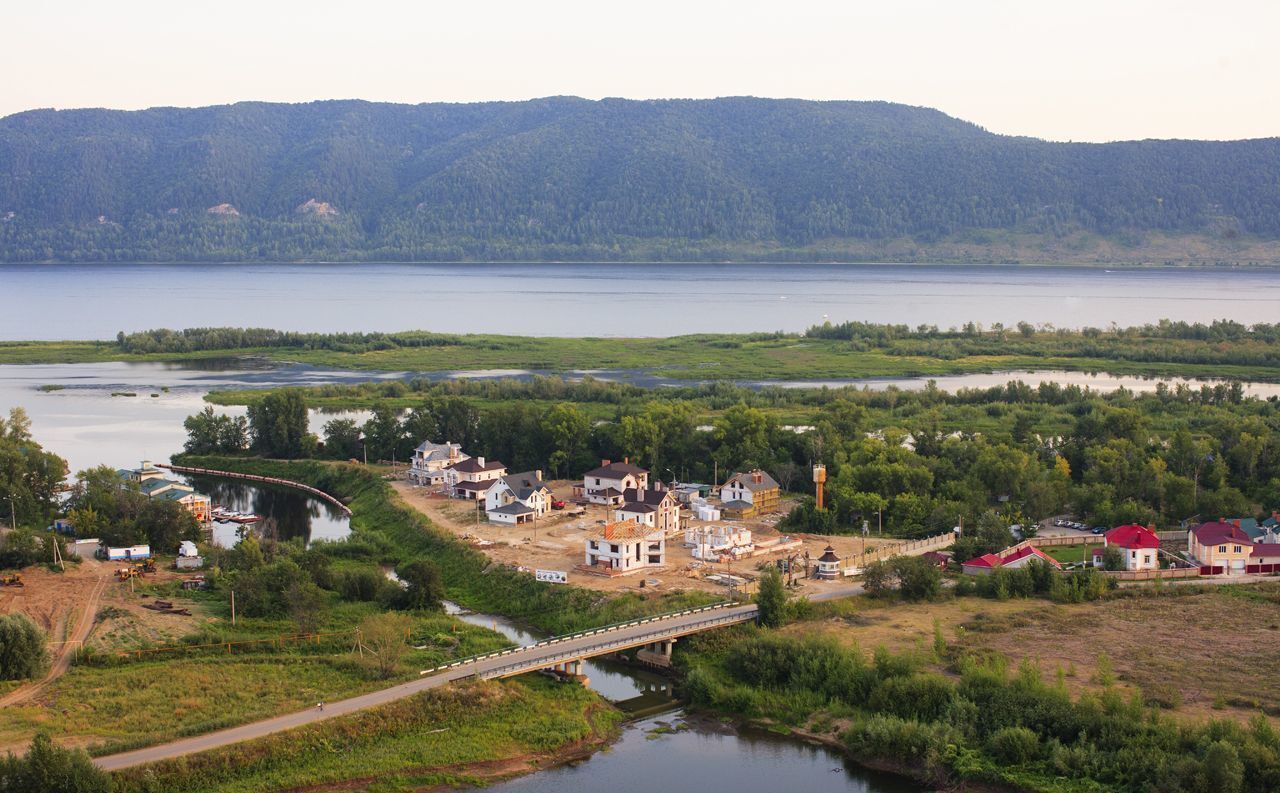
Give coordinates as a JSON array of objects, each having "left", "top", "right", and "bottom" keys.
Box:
[
  {"left": 7, "top": 496, "right": 14, "bottom": 531},
  {"left": 231, "top": 590, "right": 237, "bottom": 626}
]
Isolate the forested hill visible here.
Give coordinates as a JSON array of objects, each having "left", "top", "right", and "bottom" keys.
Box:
[{"left": 2, "top": 97, "right": 1279, "bottom": 263}]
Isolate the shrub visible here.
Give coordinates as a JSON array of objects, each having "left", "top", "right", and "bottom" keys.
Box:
[
  {"left": 988, "top": 725, "right": 1040, "bottom": 764},
  {"left": 0, "top": 613, "right": 48, "bottom": 680}
]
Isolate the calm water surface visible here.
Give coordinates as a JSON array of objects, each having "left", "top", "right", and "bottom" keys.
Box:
[
  {"left": 489, "top": 712, "right": 921, "bottom": 793},
  {"left": 3, "top": 262, "right": 1278, "bottom": 339}
]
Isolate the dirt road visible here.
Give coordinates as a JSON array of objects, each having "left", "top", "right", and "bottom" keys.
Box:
[{"left": 0, "top": 568, "right": 109, "bottom": 708}]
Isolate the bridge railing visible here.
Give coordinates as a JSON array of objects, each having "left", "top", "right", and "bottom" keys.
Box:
[
  {"left": 418, "top": 601, "right": 747, "bottom": 677},
  {"left": 473, "top": 611, "right": 756, "bottom": 680}
]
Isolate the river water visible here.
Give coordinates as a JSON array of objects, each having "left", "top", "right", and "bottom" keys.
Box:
[
  {"left": 445, "top": 600, "right": 921, "bottom": 793},
  {"left": 3, "top": 262, "right": 1279, "bottom": 339}
]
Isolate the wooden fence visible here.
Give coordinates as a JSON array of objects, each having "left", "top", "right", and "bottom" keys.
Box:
[{"left": 1101, "top": 567, "right": 1203, "bottom": 581}]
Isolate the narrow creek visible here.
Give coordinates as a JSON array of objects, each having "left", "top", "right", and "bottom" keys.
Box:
[{"left": 442, "top": 601, "right": 928, "bottom": 793}]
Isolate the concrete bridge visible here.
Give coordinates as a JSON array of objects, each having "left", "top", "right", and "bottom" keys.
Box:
[
  {"left": 95, "top": 601, "right": 760, "bottom": 771},
  {"left": 95, "top": 586, "right": 864, "bottom": 772}
]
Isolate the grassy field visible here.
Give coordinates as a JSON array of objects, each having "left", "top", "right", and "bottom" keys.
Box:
[
  {"left": 4, "top": 332, "right": 1279, "bottom": 384},
  {"left": 111, "top": 677, "right": 619, "bottom": 793},
  {"left": 0, "top": 608, "right": 514, "bottom": 755},
  {"left": 782, "top": 582, "right": 1280, "bottom": 724}
]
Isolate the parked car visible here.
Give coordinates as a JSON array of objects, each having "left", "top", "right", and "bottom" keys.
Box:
[
  {"left": 1092, "top": 526, "right": 1107, "bottom": 535},
  {"left": 550, "top": 499, "right": 566, "bottom": 510}
]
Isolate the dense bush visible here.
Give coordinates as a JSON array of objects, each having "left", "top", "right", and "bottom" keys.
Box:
[
  {"left": 683, "top": 630, "right": 1280, "bottom": 791},
  {"left": 0, "top": 733, "right": 110, "bottom": 792},
  {"left": 0, "top": 614, "right": 48, "bottom": 681}
]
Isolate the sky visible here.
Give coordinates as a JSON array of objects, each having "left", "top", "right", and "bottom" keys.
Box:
[{"left": 2, "top": 0, "right": 1276, "bottom": 142}]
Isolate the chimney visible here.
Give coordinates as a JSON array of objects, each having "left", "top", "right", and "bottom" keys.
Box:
[
  {"left": 623, "top": 456, "right": 629, "bottom": 465},
  {"left": 477, "top": 456, "right": 486, "bottom": 468},
  {"left": 754, "top": 471, "right": 763, "bottom": 484},
  {"left": 535, "top": 470, "right": 543, "bottom": 482},
  {"left": 602, "top": 459, "right": 611, "bottom": 467}
]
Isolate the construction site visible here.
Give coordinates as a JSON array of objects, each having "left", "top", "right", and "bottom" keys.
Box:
[{"left": 392, "top": 478, "right": 904, "bottom": 598}]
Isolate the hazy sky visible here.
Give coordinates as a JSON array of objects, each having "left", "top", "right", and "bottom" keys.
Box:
[{"left": 3, "top": 0, "right": 1276, "bottom": 142}]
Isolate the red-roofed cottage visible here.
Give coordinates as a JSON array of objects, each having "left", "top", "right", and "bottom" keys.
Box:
[
  {"left": 962, "top": 545, "right": 1062, "bottom": 575},
  {"left": 1092, "top": 524, "right": 1161, "bottom": 571}
]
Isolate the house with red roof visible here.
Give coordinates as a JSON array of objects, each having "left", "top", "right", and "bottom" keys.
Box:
[
  {"left": 961, "top": 544, "right": 1062, "bottom": 575},
  {"left": 1091, "top": 524, "right": 1161, "bottom": 571}
]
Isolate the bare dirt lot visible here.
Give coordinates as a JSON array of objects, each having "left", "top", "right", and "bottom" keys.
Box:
[
  {"left": 391, "top": 480, "right": 903, "bottom": 598},
  {"left": 0, "top": 559, "right": 205, "bottom": 660}
]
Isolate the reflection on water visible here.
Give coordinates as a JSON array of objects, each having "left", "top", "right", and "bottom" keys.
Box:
[
  {"left": 490, "top": 711, "right": 922, "bottom": 793},
  {"left": 186, "top": 476, "right": 350, "bottom": 548}
]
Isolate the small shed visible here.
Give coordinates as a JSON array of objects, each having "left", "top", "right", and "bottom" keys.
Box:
[
  {"left": 106, "top": 544, "right": 151, "bottom": 561},
  {"left": 815, "top": 545, "right": 842, "bottom": 580}
]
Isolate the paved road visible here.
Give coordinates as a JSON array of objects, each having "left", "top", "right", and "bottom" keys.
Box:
[
  {"left": 95, "top": 583, "right": 864, "bottom": 771},
  {"left": 0, "top": 571, "right": 108, "bottom": 708}
]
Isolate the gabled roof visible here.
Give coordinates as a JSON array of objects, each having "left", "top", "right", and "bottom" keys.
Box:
[
  {"left": 1001, "top": 545, "right": 1062, "bottom": 569},
  {"left": 1105, "top": 524, "right": 1160, "bottom": 550},
  {"left": 622, "top": 487, "right": 674, "bottom": 506},
  {"left": 489, "top": 502, "right": 534, "bottom": 516},
  {"left": 447, "top": 458, "right": 506, "bottom": 474},
  {"left": 585, "top": 461, "right": 649, "bottom": 479},
  {"left": 723, "top": 470, "right": 779, "bottom": 492},
  {"left": 1191, "top": 521, "right": 1253, "bottom": 547},
  {"left": 963, "top": 553, "right": 1003, "bottom": 568},
  {"left": 721, "top": 499, "right": 753, "bottom": 510},
  {"left": 963, "top": 546, "right": 1060, "bottom": 570},
  {"left": 503, "top": 471, "right": 549, "bottom": 500},
  {"left": 414, "top": 441, "right": 465, "bottom": 462},
  {"left": 619, "top": 502, "right": 657, "bottom": 514},
  {"left": 454, "top": 480, "right": 498, "bottom": 492}
]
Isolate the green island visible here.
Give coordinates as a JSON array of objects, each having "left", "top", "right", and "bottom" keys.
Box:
[{"left": 3, "top": 319, "right": 1280, "bottom": 384}]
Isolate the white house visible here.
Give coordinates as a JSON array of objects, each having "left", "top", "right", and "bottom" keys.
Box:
[
  {"left": 685, "top": 524, "right": 754, "bottom": 560},
  {"left": 445, "top": 456, "right": 507, "bottom": 500},
  {"left": 718, "top": 470, "right": 780, "bottom": 519},
  {"left": 485, "top": 471, "right": 552, "bottom": 525},
  {"left": 583, "top": 519, "right": 665, "bottom": 574},
  {"left": 1091, "top": 524, "right": 1161, "bottom": 571},
  {"left": 408, "top": 441, "right": 468, "bottom": 487},
  {"left": 617, "top": 487, "right": 681, "bottom": 534},
  {"left": 579, "top": 459, "right": 649, "bottom": 505}
]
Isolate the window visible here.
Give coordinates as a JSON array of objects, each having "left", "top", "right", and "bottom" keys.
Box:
[
  {"left": 1234, "top": 546, "right": 1243, "bottom": 554},
  {"left": 1219, "top": 545, "right": 1227, "bottom": 553},
  {"left": 610, "top": 544, "right": 619, "bottom": 554}
]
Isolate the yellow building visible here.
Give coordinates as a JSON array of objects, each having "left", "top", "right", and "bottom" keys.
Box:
[{"left": 1188, "top": 521, "right": 1254, "bottom": 572}]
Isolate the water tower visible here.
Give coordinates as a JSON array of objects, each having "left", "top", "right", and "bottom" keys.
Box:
[{"left": 813, "top": 464, "right": 827, "bottom": 510}]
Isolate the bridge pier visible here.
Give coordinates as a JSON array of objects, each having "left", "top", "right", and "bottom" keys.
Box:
[{"left": 635, "top": 638, "right": 676, "bottom": 668}]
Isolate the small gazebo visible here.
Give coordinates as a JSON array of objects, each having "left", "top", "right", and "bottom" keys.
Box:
[{"left": 815, "top": 545, "right": 842, "bottom": 580}]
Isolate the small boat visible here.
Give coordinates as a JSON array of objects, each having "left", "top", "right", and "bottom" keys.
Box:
[{"left": 229, "top": 513, "right": 262, "bottom": 524}]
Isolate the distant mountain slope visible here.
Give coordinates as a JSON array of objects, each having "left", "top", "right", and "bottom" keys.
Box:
[{"left": 1, "top": 97, "right": 1278, "bottom": 262}]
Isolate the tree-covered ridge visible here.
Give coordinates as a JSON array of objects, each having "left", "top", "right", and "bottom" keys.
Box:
[{"left": 1, "top": 97, "right": 1279, "bottom": 261}]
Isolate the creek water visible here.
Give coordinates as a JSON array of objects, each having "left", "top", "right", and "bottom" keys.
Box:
[
  {"left": 4, "top": 262, "right": 1280, "bottom": 339},
  {"left": 443, "top": 600, "right": 924, "bottom": 793}
]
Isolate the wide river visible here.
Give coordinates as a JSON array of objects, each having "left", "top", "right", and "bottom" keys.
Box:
[{"left": 3, "top": 262, "right": 1279, "bottom": 339}]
